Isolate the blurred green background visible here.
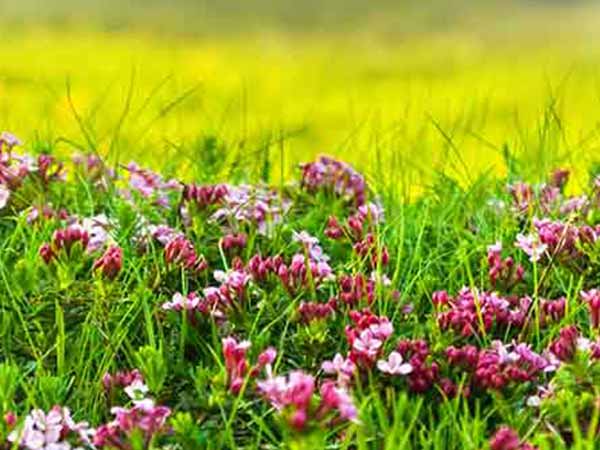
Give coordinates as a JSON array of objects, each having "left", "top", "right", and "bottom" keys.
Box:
[{"left": 2, "top": 1, "right": 600, "bottom": 188}]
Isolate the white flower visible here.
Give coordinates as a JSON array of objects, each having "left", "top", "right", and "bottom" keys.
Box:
[
  {"left": 0, "top": 184, "right": 9, "bottom": 209},
  {"left": 124, "top": 379, "right": 149, "bottom": 400}
]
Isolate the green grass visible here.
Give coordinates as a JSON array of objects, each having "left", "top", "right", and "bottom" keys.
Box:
[{"left": 1, "top": 126, "right": 600, "bottom": 448}]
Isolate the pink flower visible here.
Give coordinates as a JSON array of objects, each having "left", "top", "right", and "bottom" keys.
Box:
[
  {"left": 94, "top": 400, "right": 170, "bottom": 449},
  {"left": 9, "top": 406, "right": 94, "bottom": 450},
  {"left": 321, "top": 353, "right": 356, "bottom": 385},
  {"left": 300, "top": 156, "right": 366, "bottom": 206},
  {"left": 222, "top": 337, "right": 252, "bottom": 394},
  {"left": 161, "top": 292, "right": 200, "bottom": 311},
  {"left": 377, "top": 351, "right": 413, "bottom": 375},
  {"left": 0, "top": 131, "right": 21, "bottom": 151},
  {"left": 352, "top": 330, "right": 382, "bottom": 360},
  {"left": 581, "top": 289, "right": 600, "bottom": 328},
  {"left": 515, "top": 233, "right": 547, "bottom": 262},
  {"left": 319, "top": 381, "right": 359, "bottom": 423}
]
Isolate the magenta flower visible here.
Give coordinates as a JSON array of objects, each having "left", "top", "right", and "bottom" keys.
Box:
[
  {"left": 164, "top": 235, "right": 207, "bottom": 273},
  {"left": 257, "top": 369, "right": 358, "bottom": 431},
  {"left": 489, "top": 426, "right": 537, "bottom": 450},
  {"left": 222, "top": 336, "right": 252, "bottom": 394},
  {"left": 94, "top": 400, "right": 170, "bottom": 449},
  {"left": 93, "top": 245, "right": 123, "bottom": 279}
]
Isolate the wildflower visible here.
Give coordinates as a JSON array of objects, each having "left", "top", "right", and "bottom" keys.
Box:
[
  {"left": 93, "top": 245, "right": 123, "bottom": 279},
  {"left": 164, "top": 235, "right": 207, "bottom": 273},
  {"left": 293, "top": 230, "right": 330, "bottom": 262},
  {"left": 325, "top": 216, "right": 344, "bottom": 239},
  {"left": 257, "top": 371, "right": 315, "bottom": 430},
  {"left": 161, "top": 292, "right": 201, "bottom": 312},
  {"left": 0, "top": 131, "right": 21, "bottom": 152},
  {"left": 357, "top": 201, "right": 385, "bottom": 224},
  {"left": 353, "top": 233, "right": 389, "bottom": 268},
  {"left": 78, "top": 214, "right": 113, "bottom": 253},
  {"left": 257, "top": 369, "right": 358, "bottom": 431},
  {"left": 209, "top": 184, "right": 291, "bottom": 236},
  {"left": 300, "top": 156, "right": 367, "bottom": 206},
  {"left": 102, "top": 369, "right": 144, "bottom": 393},
  {"left": 489, "top": 426, "right": 537, "bottom": 450},
  {"left": 548, "top": 325, "right": 579, "bottom": 362},
  {"left": 507, "top": 182, "right": 534, "bottom": 213},
  {"left": 221, "top": 233, "right": 247, "bottom": 251},
  {"left": 124, "top": 162, "right": 181, "bottom": 208},
  {"left": 515, "top": 233, "right": 547, "bottom": 263},
  {"left": 319, "top": 381, "right": 359, "bottom": 423},
  {"left": 581, "top": 289, "right": 600, "bottom": 328},
  {"left": 94, "top": 400, "right": 170, "bottom": 449},
  {"left": 436, "top": 288, "right": 531, "bottom": 338},
  {"left": 487, "top": 241, "right": 524, "bottom": 287},
  {"left": 182, "top": 183, "right": 228, "bottom": 208},
  {"left": 8, "top": 406, "right": 94, "bottom": 450},
  {"left": 124, "top": 379, "right": 150, "bottom": 401},
  {"left": 549, "top": 168, "right": 570, "bottom": 189},
  {"left": 338, "top": 274, "right": 374, "bottom": 306},
  {"left": 0, "top": 183, "right": 9, "bottom": 209},
  {"left": 395, "top": 339, "right": 439, "bottom": 393},
  {"left": 221, "top": 336, "right": 275, "bottom": 395},
  {"left": 298, "top": 298, "right": 336, "bottom": 323},
  {"left": 222, "top": 337, "right": 252, "bottom": 394},
  {"left": 321, "top": 353, "right": 356, "bottom": 386},
  {"left": 4, "top": 411, "right": 16, "bottom": 428},
  {"left": 377, "top": 351, "right": 413, "bottom": 375},
  {"left": 431, "top": 290, "right": 449, "bottom": 306}
]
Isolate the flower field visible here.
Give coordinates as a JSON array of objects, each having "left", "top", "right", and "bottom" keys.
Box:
[
  {"left": 6, "top": 1, "right": 600, "bottom": 448},
  {"left": 3, "top": 126, "right": 600, "bottom": 449}
]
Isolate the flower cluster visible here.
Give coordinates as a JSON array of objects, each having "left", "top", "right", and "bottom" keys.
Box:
[
  {"left": 297, "top": 298, "right": 337, "bottom": 323},
  {"left": 257, "top": 370, "right": 358, "bottom": 431},
  {"left": 394, "top": 339, "right": 439, "bottom": 393},
  {"left": 487, "top": 241, "right": 524, "bottom": 288},
  {"left": 8, "top": 406, "right": 94, "bottom": 450},
  {"left": 123, "top": 162, "right": 181, "bottom": 208},
  {"left": 94, "top": 372, "right": 170, "bottom": 450},
  {"left": 345, "top": 309, "right": 393, "bottom": 367},
  {"left": 208, "top": 184, "right": 291, "bottom": 236},
  {"left": 39, "top": 225, "right": 90, "bottom": 264},
  {"left": 300, "top": 156, "right": 366, "bottom": 206},
  {"left": 434, "top": 288, "right": 531, "bottom": 337},
  {"left": 222, "top": 336, "right": 276, "bottom": 394},
  {"left": 93, "top": 245, "right": 123, "bottom": 279},
  {"left": 164, "top": 235, "right": 208, "bottom": 273}
]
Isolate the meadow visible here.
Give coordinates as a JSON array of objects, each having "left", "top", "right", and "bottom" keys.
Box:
[{"left": 4, "top": 2, "right": 600, "bottom": 449}]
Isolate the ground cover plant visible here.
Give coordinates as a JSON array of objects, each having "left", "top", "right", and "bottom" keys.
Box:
[{"left": 4, "top": 128, "right": 600, "bottom": 449}]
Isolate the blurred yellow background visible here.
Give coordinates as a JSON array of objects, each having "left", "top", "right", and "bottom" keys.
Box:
[{"left": 2, "top": 1, "right": 600, "bottom": 187}]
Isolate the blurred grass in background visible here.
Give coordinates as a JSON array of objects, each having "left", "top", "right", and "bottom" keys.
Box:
[{"left": 2, "top": 0, "right": 600, "bottom": 190}]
